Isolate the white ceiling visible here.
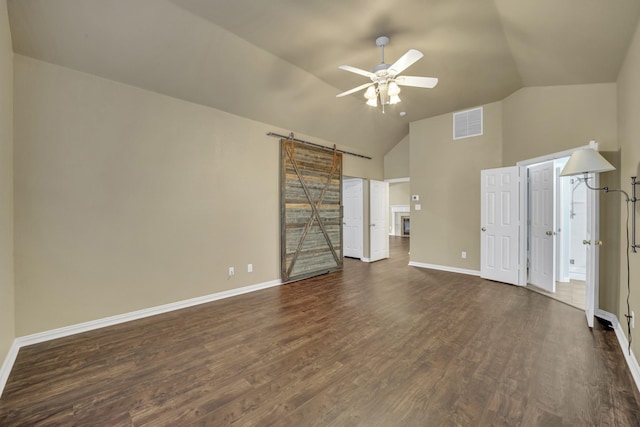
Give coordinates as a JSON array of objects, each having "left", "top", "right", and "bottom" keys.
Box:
[{"left": 7, "top": 0, "right": 640, "bottom": 157}]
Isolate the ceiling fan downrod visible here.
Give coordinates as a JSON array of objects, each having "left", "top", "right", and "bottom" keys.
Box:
[{"left": 376, "top": 36, "right": 389, "bottom": 65}]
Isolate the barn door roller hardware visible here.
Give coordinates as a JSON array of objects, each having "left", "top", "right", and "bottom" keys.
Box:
[{"left": 266, "top": 132, "right": 371, "bottom": 160}]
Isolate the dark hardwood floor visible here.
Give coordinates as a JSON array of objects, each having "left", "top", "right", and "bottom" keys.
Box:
[{"left": 1, "top": 236, "right": 639, "bottom": 426}]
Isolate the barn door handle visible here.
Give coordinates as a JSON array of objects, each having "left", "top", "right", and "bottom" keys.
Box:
[{"left": 583, "top": 239, "right": 591, "bottom": 245}]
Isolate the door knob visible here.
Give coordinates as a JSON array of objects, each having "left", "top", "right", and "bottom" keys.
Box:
[
  {"left": 481, "top": 227, "right": 486, "bottom": 232},
  {"left": 595, "top": 240, "right": 603, "bottom": 246},
  {"left": 583, "top": 239, "right": 591, "bottom": 245}
]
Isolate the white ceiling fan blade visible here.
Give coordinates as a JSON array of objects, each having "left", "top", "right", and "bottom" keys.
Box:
[
  {"left": 338, "top": 65, "right": 374, "bottom": 78},
  {"left": 396, "top": 75, "right": 438, "bottom": 89},
  {"left": 336, "top": 82, "right": 374, "bottom": 97},
  {"left": 389, "top": 49, "right": 424, "bottom": 75}
]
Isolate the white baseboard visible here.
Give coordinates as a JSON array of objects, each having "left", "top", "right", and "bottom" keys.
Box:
[
  {"left": 0, "top": 340, "right": 20, "bottom": 398},
  {"left": 0, "top": 278, "right": 282, "bottom": 397},
  {"left": 596, "top": 309, "right": 640, "bottom": 393},
  {"left": 570, "top": 272, "right": 586, "bottom": 281},
  {"left": 408, "top": 261, "right": 481, "bottom": 277}
]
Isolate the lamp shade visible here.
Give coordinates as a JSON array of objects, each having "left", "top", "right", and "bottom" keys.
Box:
[{"left": 559, "top": 148, "right": 615, "bottom": 176}]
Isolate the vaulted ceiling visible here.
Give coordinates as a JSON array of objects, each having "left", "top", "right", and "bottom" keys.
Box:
[{"left": 7, "top": 0, "right": 640, "bottom": 157}]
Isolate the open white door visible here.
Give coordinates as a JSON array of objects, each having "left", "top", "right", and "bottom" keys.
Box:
[
  {"left": 584, "top": 173, "right": 599, "bottom": 328},
  {"left": 480, "top": 166, "right": 520, "bottom": 285},
  {"left": 343, "top": 179, "right": 364, "bottom": 259},
  {"left": 369, "top": 180, "right": 389, "bottom": 262},
  {"left": 529, "top": 162, "right": 556, "bottom": 292}
]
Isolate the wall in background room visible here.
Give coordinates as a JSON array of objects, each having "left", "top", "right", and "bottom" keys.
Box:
[{"left": 388, "top": 181, "right": 410, "bottom": 236}]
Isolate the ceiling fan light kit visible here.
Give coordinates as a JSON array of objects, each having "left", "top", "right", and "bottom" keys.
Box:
[{"left": 336, "top": 36, "right": 438, "bottom": 113}]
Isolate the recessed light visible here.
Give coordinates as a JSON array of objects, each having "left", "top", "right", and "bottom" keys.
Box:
[{"left": 400, "top": 111, "right": 407, "bottom": 117}]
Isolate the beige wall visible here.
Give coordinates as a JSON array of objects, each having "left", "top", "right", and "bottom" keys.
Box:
[
  {"left": 502, "top": 84, "right": 617, "bottom": 165},
  {"left": 409, "top": 101, "right": 503, "bottom": 270},
  {"left": 13, "top": 56, "right": 380, "bottom": 335},
  {"left": 0, "top": 0, "right": 14, "bottom": 366},
  {"left": 384, "top": 135, "right": 409, "bottom": 179},
  {"left": 597, "top": 151, "right": 622, "bottom": 315},
  {"left": 617, "top": 18, "right": 640, "bottom": 358}
]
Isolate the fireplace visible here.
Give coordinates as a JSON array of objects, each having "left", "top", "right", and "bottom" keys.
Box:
[{"left": 402, "top": 216, "right": 410, "bottom": 237}]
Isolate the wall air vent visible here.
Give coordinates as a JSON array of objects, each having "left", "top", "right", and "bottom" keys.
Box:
[{"left": 453, "top": 107, "right": 483, "bottom": 140}]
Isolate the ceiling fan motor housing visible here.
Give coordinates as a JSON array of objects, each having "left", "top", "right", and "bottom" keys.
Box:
[{"left": 372, "top": 63, "right": 391, "bottom": 76}]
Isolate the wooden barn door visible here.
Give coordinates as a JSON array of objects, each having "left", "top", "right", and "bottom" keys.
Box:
[{"left": 280, "top": 139, "right": 343, "bottom": 282}]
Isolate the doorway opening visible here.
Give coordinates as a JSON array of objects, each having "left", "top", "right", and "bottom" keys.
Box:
[
  {"left": 516, "top": 141, "right": 600, "bottom": 327},
  {"left": 526, "top": 157, "right": 586, "bottom": 310},
  {"left": 341, "top": 177, "right": 390, "bottom": 262},
  {"left": 388, "top": 179, "right": 410, "bottom": 261}
]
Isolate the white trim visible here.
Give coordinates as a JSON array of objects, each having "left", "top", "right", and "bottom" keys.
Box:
[
  {"left": 384, "top": 177, "right": 410, "bottom": 183},
  {"left": 408, "top": 261, "right": 481, "bottom": 277},
  {"left": 361, "top": 257, "right": 372, "bottom": 263},
  {"left": 0, "top": 340, "right": 20, "bottom": 398},
  {"left": 0, "top": 278, "right": 282, "bottom": 397},
  {"left": 596, "top": 309, "right": 640, "bottom": 393},
  {"left": 515, "top": 143, "right": 591, "bottom": 168}
]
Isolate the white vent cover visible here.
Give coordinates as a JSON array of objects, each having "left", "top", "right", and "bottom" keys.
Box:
[{"left": 453, "top": 107, "right": 483, "bottom": 140}]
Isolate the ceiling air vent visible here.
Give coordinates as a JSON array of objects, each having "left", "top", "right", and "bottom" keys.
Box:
[{"left": 453, "top": 107, "right": 483, "bottom": 140}]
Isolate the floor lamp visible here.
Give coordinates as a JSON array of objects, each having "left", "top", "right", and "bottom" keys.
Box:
[{"left": 560, "top": 148, "right": 638, "bottom": 353}]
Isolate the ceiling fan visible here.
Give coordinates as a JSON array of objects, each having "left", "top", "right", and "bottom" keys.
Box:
[{"left": 336, "top": 36, "right": 438, "bottom": 113}]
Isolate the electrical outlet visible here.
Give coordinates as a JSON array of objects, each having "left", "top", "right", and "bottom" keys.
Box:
[
  {"left": 461, "top": 251, "right": 467, "bottom": 259},
  {"left": 247, "top": 264, "right": 253, "bottom": 273},
  {"left": 228, "top": 267, "right": 234, "bottom": 277}
]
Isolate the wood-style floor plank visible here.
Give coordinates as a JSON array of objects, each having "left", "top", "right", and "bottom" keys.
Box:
[{"left": 1, "top": 237, "right": 639, "bottom": 426}]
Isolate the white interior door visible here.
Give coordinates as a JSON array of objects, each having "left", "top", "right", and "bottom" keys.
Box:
[
  {"left": 342, "top": 178, "right": 363, "bottom": 259},
  {"left": 529, "top": 162, "right": 556, "bottom": 292},
  {"left": 480, "top": 166, "right": 520, "bottom": 285},
  {"left": 584, "top": 173, "right": 599, "bottom": 328},
  {"left": 369, "top": 180, "right": 389, "bottom": 262}
]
